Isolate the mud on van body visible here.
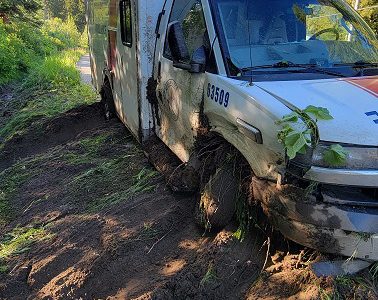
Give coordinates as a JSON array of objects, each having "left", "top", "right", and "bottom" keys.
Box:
[{"left": 87, "top": 0, "right": 378, "bottom": 261}]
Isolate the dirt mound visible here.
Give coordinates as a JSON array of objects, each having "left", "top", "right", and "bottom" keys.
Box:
[{"left": 0, "top": 102, "right": 104, "bottom": 171}]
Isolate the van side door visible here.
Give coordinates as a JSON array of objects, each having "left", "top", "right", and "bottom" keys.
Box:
[{"left": 154, "top": 0, "right": 209, "bottom": 162}]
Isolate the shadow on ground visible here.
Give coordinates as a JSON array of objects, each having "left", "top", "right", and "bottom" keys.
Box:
[
  {"left": 0, "top": 103, "right": 375, "bottom": 300},
  {"left": 0, "top": 103, "right": 270, "bottom": 300}
]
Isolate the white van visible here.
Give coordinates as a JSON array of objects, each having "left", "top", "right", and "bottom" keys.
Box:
[{"left": 87, "top": 0, "right": 378, "bottom": 261}]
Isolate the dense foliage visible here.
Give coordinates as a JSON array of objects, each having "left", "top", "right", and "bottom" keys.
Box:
[
  {"left": 0, "top": 16, "right": 85, "bottom": 86},
  {"left": 347, "top": 0, "right": 378, "bottom": 34},
  {"left": 0, "top": 0, "right": 42, "bottom": 24},
  {"left": 44, "top": 0, "right": 86, "bottom": 32}
]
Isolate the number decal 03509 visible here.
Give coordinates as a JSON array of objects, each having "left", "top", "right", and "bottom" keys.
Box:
[{"left": 207, "top": 83, "right": 229, "bottom": 108}]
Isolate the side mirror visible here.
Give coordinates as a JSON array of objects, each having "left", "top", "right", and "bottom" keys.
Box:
[
  {"left": 167, "top": 21, "right": 190, "bottom": 67},
  {"left": 189, "top": 46, "right": 207, "bottom": 73},
  {"left": 167, "top": 21, "right": 207, "bottom": 73}
]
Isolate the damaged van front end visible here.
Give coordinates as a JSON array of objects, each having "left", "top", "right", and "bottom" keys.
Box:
[
  {"left": 206, "top": 0, "right": 378, "bottom": 260},
  {"left": 249, "top": 79, "right": 378, "bottom": 261},
  {"left": 253, "top": 177, "right": 378, "bottom": 261}
]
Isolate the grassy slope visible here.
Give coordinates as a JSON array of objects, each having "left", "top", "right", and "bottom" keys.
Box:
[{"left": 0, "top": 49, "right": 96, "bottom": 142}]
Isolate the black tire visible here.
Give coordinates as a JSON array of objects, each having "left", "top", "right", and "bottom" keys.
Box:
[
  {"left": 194, "top": 160, "right": 240, "bottom": 230},
  {"left": 100, "top": 79, "right": 116, "bottom": 121}
]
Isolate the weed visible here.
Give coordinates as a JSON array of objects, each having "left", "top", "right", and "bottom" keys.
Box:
[
  {"left": 0, "top": 263, "right": 7, "bottom": 273},
  {"left": 0, "top": 225, "right": 52, "bottom": 272},
  {"left": 335, "top": 275, "right": 354, "bottom": 287},
  {"left": 319, "top": 287, "right": 334, "bottom": 300},
  {"left": 356, "top": 232, "right": 372, "bottom": 242},
  {"left": 200, "top": 263, "right": 218, "bottom": 287},
  {"left": 370, "top": 262, "right": 378, "bottom": 282},
  {"left": 304, "top": 181, "right": 319, "bottom": 197},
  {"left": 233, "top": 192, "right": 250, "bottom": 242},
  {"left": 276, "top": 105, "right": 347, "bottom": 166},
  {"left": 0, "top": 162, "right": 39, "bottom": 225},
  {"left": 140, "top": 222, "right": 159, "bottom": 239}
]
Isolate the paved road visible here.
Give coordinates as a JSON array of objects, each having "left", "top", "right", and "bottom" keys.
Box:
[{"left": 76, "top": 54, "right": 92, "bottom": 86}]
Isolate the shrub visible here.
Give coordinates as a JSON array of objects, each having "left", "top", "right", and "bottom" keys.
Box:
[
  {"left": 0, "top": 17, "right": 83, "bottom": 87},
  {"left": 21, "top": 49, "right": 84, "bottom": 91},
  {"left": 42, "top": 17, "right": 81, "bottom": 50}
]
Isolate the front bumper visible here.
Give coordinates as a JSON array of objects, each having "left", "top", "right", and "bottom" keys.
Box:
[
  {"left": 252, "top": 178, "right": 378, "bottom": 261},
  {"left": 304, "top": 166, "right": 378, "bottom": 188}
]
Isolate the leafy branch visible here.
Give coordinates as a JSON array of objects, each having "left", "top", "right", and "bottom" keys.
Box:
[{"left": 276, "top": 105, "right": 348, "bottom": 167}]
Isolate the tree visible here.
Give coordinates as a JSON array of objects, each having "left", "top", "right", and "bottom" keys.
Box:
[
  {"left": 44, "top": 0, "right": 86, "bottom": 32},
  {"left": 348, "top": 0, "right": 378, "bottom": 34},
  {"left": 0, "top": 0, "right": 42, "bottom": 25}
]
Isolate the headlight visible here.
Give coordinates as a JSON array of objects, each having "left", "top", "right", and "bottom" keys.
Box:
[
  {"left": 312, "top": 143, "right": 378, "bottom": 170},
  {"left": 288, "top": 143, "right": 378, "bottom": 176}
]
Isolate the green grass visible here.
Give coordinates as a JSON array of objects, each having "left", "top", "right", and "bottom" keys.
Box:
[
  {"left": 0, "top": 48, "right": 97, "bottom": 142},
  {"left": 0, "top": 225, "right": 52, "bottom": 273},
  {"left": 200, "top": 263, "right": 219, "bottom": 287},
  {"left": 61, "top": 131, "right": 159, "bottom": 212},
  {"left": 63, "top": 134, "right": 114, "bottom": 165},
  {"left": 0, "top": 149, "right": 63, "bottom": 226},
  {"left": 0, "top": 161, "right": 41, "bottom": 226},
  {"left": 84, "top": 165, "right": 159, "bottom": 212}
]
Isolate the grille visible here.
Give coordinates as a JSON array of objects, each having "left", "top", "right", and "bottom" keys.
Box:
[
  {"left": 322, "top": 185, "right": 378, "bottom": 207},
  {"left": 362, "top": 188, "right": 378, "bottom": 201}
]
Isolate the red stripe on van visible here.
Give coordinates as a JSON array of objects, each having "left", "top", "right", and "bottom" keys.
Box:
[{"left": 344, "top": 76, "right": 378, "bottom": 97}]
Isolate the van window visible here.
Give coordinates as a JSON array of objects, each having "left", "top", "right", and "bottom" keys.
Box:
[
  {"left": 120, "top": 0, "right": 132, "bottom": 47},
  {"left": 212, "top": 0, "right": 378, "bottom": 77},
  {"left": 164, "top": 0, "right": 206, "bottom": 61}
]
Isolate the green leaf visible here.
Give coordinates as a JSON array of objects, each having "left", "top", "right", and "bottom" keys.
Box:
[
  {"left": 303, "top": 105, "right": 333, "bottom": 120},
  {"left": 284, "top": 131, "right": 311, "bottom": 159},
  {"left": 276, "top": 112, "right": 299, "bottom": 124},
  {"left": 323, "top": 144, "right": 348, "bottom": 167},
  {"left": 277, "top": 124, "right": 294, "bottom": 143}
]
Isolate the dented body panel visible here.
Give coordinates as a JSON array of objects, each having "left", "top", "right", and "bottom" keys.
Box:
[
  {"left": 253, "top": 177, "right": 378, "bottom": 261},
  {"left": 255, "top": 77, "right": 378, "bottom": 147},
  {"left": 87, "top": 0, "right": 378, "bottom": 261}
]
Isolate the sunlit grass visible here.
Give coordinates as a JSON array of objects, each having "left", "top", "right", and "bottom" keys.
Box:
[
  {"left": 0, "top": 48, "right": 97, "bottom": 142},
  {"left": 0, "top": 225, "right": 52, "bottom": 273}
]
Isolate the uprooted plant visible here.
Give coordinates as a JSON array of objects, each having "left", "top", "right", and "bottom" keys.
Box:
[{"left": 276, "top": 105, "right": 348, "bottom": 167}]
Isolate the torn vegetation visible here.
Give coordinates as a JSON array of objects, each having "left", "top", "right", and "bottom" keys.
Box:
[{"left": 276, "top": 105, "right": 348, "bottom": 167}]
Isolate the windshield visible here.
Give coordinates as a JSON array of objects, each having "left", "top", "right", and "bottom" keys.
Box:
[{"left": 210, "top": 0, "right": 378, "bottom": 77}]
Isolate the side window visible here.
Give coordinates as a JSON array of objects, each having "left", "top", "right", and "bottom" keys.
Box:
[
  {"left": 120, "top": 0, "right": 132, "bottom": 47},
  {"left": 164, "top": 0, "right": 206, "bottom": 61}
]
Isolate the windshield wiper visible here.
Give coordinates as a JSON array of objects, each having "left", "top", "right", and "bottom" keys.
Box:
[
  {"left": 242, "top": 61, "right": 313, "bottom": 71},
  {"left": 242, "top": 61, "right": 347, "bottom": 77},
  {"left": 334, "top": 61, "right": 378, "bottom": 68}
]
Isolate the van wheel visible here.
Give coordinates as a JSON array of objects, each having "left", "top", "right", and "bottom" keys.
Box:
[
  {"left": 194, "top": 160, "right": 239, "bottom": 230},
  {"left": 100, "top": 79, "right": 116, "bottom": 121}
]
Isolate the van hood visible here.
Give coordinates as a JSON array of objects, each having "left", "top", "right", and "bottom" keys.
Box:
[{"left": 255, "top": 76, "right": 378, "bottom": 146}]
